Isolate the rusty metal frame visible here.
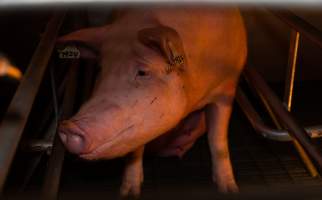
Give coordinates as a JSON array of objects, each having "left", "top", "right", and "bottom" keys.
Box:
[
  {"left": 236, "top": 9, "right": 322, "bottom": 175},
  {"left": 41, "top": 60, "right": 80, "bottom": 200},
  {"left": 236, "top": 89, "right": 322, "bottom": 142},
  {"left": 269, "top": 9, "right": 322, "bottom": 49},
  {"left": 238, "top": 67, "right": 322, "bottom": 169},
  {"left": 0, "top": 11, "right": 66, "bottom": 194},
  {"left": 0, "top": 9, "right": 97, "bottom": 198}
]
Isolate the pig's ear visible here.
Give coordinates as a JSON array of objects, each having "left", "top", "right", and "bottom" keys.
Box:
[
  {"left": 138, "top": 26, "right": 186, "bottom": 74},
  {"left": 56, "top": 26, "right": 108, "bottom": 59}
]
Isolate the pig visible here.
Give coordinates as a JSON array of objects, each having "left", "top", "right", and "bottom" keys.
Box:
[{"left": 58, "top": 6, "right": 247, "bottom": 197}]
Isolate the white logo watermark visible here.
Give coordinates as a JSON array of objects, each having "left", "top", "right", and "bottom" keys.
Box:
[{"left": 58, "top": 46, "right": 80, "bottom": 59}]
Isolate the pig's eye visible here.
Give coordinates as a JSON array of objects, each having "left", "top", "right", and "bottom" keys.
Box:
[
  {"left": 136, "top": 69, "right": 150, "bottom": 78},
  {"left": 137, "top": 70, "right": 148, "bottom": 76}
]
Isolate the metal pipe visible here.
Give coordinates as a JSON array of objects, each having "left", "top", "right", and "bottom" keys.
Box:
[
  {"left": 41, "top": 137, "right": 65, "bottom": 200},
  {"left": 41, "top": 60, "right": 79, "bottom": 200},
  {"left": 243, "top": 66, "right": 322, "bottom": 169},
  {"left": 41, "top": 12, "right": 94, "bottom": 198},
  {"left": 32, "top": 63, "right": 68, "bottom": 139},
  {"left": 21, "top": 140, "right": 52, "bottom": 153},
  {"left": 20, "top": 61, "right": 67, "bottom": 192},
  {"left": 268, "top": 9, "right": 322, "bottom": 49},
  {"left": 19, "top": 120, "right": 56, "bottom": 192},
  {"left": 0, "top": 11, "right": 66, "bottom": 193},
  {"left": 284, "top": 30, "right": 300, "bottom": 110},
  {"left": 236, "top": 88, "right": 322, "bottom": 141},
  {"left": 283, "top": 30, "right": 318, "bottom": 177}
]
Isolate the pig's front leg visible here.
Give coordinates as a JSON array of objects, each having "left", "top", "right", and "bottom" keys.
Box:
[
  {"left": 120, "top": 146, "right": 144, "bottom": 197},
  {"left": 205, "top": 96, "right": 238, "bottom": 193}
]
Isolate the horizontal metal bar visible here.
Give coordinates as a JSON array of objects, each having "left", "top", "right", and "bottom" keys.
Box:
[
  {"left": 236, "top": 88, "right": 322, "bottom": 141},
  {"left": 0, "top": 11, "right": 66, "bottom": 193},
  {"left": 269, "top": 9, "right": 322, "bottom": 49},
  {"left": 243, "top": 66, "right": 322, "bottom": 169}
]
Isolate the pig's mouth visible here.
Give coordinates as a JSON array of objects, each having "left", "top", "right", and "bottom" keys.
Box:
[{"left": 79, "top": 124, "right": 136, "bottom": 160}]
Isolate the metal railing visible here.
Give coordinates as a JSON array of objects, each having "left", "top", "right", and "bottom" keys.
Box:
[
  {"left": 0, "top": 9, "right": 95, "bottom": 198},
  {"left": 0, "top": 11, "right": 66, "bottom": 193},
  {"left": 236, "top": 9, "right": 322, "bottom": 177}
]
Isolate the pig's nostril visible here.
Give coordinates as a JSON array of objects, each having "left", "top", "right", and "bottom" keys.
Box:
[
  {"left": 59, "top": 130, "right": 86, "bottom": 154},
  {"left": 67, "top": 134, "right": 85, "bottom": 154}
]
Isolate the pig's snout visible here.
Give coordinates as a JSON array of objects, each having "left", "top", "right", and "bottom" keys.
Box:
[{"left": 59, "top": 121, "right": 89, "bottom": 154}]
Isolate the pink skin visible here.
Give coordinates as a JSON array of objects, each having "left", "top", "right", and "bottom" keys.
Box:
[
  {"left": 58, "top": 6, "right": 247, "bottom": 197},
  {"left": 146, "top": 110, "right": 206, "bottom": 158},
  {"left": 60, "top": 41, "right": 188, "bottom": 159}
]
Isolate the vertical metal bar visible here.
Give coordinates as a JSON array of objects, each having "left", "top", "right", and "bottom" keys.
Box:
[
  {"left": 41, "top": 137, "right": 66, "bottom": 200},
  {"left": 283, "top": 30, "right": 319, "bottom": 177},
  {"left": 42, "top": 11, "right": 91, "bottom": 199},
  {"left": 20, "top": 62, "right": 68, "bottom": 192},
  {"left": 0, "top": 11, "right": 66, "bottom": 194},
  {"left": 41, "top": 61, "right": 79, "bottom": 200},
  {"left": 284, "top": 30, "right": 300, "bottom": 110}
]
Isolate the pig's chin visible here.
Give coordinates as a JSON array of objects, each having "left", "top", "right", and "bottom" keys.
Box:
[
  {"left": 79, "top": 142, "right": 133, "bottom": 160},
  {"left": 79, "top": 146, "right": 129, "bottom": 160}
]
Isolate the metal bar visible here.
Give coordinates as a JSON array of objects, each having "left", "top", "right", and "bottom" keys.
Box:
[
  {"left": 19, "top": 61, "right": 67, "bottom": 192},
  {"left": 41, "top": 137, "right": 65, "bottom": 200},
  {"left": 41, "top": 60, "right": 79, "bottom": 200},
  {"left": 21, "top": 140, "right": 52, "bottom": 153},
  {"left": 236, "top": 88, "right": 321, "bottom": 141},
  {"left": 283, "top": 30, "right": 318, "bottom": 177},
  {"left": 0, "top": 11, "right": 66, "bottom": 193},
  {"left": 32, "top": 64, "right": 69, "bottom": 139},
  {"left": 19, "top": 113, "right": 58, "bottom": 192},
  {"left": 243, "top": 66, "right": 322, "bottom": 169},
  {"left": 269, "top": 9, "right": 322, "bottom": 49},
  {"left": 284, "top": 30, "right": 300, "bottom": 110}
]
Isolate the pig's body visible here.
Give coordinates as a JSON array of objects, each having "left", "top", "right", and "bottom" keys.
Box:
[{"left": 59, "top": 6, "right": 247, "bottom": 197}]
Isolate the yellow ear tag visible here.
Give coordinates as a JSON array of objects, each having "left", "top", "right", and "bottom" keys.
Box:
[{"left": 166, "top": 41, "right": 185, "bottom": 74}]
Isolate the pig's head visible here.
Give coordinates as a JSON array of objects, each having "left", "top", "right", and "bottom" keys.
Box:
[{"left": 58, "top": 25, "right": 189, "bottom": 160}]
